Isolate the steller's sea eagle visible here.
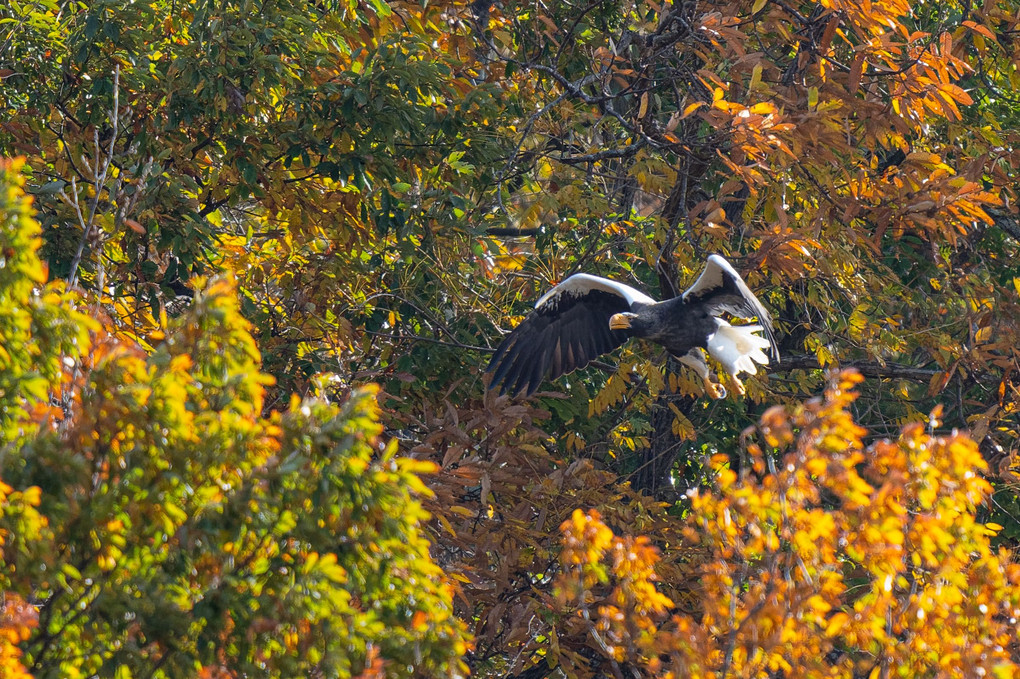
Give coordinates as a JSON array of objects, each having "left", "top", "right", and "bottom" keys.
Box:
[{"left": 486, "top": 255, "right": 778, "bottom": 398}]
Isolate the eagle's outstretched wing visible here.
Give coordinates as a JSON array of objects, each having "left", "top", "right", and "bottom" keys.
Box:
[
  {"left": 487, "top": 274, "right": 656, "bottom": 396},
  {"left": 682, "top": 254, "right": 779, "bottom": 361}
]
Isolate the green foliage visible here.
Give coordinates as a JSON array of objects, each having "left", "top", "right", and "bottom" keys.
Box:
[
  {"left": 0, "top": 158, "right": 91, "bottom": 442},
  {"left": 0, "top": 163, "right": 467, "bottom": 678},
  {"left": 2, "top": 0, "right": 507, "bottom": 400}
]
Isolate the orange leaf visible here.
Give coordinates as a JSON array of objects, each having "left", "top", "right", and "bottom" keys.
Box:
[{"left": 962, "top": 20, "right": 997, "bottom": 42}]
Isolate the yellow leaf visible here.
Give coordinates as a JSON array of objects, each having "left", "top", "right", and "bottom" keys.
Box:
[
  {"left": 682, "top": 101, "right": 704, "bottom": 118},
  {"left": 437, "top": 513, "right": 457, "bottom": 537},
  {"left": 749, "top": 64, "right": 763, "bottom": 91},
  {"left": 705, "top": 207, "right": 725, "bottom": 224},
  {"left": 816, "top": 343, "right": 834, "bottom": 367},
  {"left": 21, "top": 486, "right": 41, "bottom": 506},
  {"left": 752, "top": 0, "right": 767, "bottom": 13},
  {"left": 495, "top": 254, "right": 527, "bottom": 272}
]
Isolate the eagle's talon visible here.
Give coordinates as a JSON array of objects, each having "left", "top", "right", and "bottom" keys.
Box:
[
  {"left": 728, "top": 376, "right": 746, "bottom": 397},
  {"left": 705, "top": 379, "right": 726, "bottom": 399}
]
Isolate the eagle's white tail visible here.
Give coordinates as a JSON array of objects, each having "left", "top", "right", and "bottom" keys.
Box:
[{"left": 707, "top": 321, "right": 772, "bottom": 378}]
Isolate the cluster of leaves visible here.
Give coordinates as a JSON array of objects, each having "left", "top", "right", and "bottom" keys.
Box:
[
  {"left": 405, "top": 392, "right": 696, "bottom": 676},
  {"left": 483, "top": 0, "right": 1020, "bottom": 445},
  {"left": 556, "top": 371, "right": 1020, "bottom": 678},
  {"left": 2, "top": 0, "right": 507, "bottom": 405},
  {"left": 0, "top": 160, "right": 466, "bottom": 677}
]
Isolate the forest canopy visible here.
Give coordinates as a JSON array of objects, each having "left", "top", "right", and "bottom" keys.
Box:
[{"left": 2, "top": 0, "right": 1020, "bottom": 677}]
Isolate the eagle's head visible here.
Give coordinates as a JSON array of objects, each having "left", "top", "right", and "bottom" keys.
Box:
[{"left": 608, "top": 311, "right": 653, "bottom": 337}]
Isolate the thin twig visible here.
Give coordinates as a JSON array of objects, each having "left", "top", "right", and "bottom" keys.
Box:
[{"left": 67, "top": 64, "right": 120, "bottom": 289}]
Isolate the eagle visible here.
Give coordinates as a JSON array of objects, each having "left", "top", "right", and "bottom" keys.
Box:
[{"left": 486, "top": 255, "right": 778, "bottom": 398}]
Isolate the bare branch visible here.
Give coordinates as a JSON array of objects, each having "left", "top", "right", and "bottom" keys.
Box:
[
  {"left": 777, "top": 355, "right": 940, "bottom": 382},
  {"left": 989, "top": 208, "right": 1020, "bottom": 242},
  {"left": 485, "top": 227, "right": 540, "bottom": 237},
  {"left": 67, "top": 64, "right": 120, "bottom": 289}
]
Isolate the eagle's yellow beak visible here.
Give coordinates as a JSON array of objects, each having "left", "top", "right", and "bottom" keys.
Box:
[{"left": 609, "top": 313, "right": 632, "bottom": 330}]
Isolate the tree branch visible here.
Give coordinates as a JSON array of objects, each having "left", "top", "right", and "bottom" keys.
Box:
[
  {"left": 67, "top": 63, "right": 120, "bottom": 289},
  {"left": 989, "top": 208, "right": 1020, "bottom": 242},
  {"left": 485, "top": 227, "right": 539, "bottom": 237},
  {"left": 777, "top": 355, "right": 940, "bottom": 382}
]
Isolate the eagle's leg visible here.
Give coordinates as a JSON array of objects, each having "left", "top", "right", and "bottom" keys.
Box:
[
  {"left": 677, "top": 349, "right": 726, "bottom": 399},
  {"left": 726, "top": 372, "right": 747, "bottom": 397}
]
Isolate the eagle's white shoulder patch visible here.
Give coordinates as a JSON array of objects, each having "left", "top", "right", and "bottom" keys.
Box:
[{"left": 536, "top": 273, "right": 656, "bottom": 310}]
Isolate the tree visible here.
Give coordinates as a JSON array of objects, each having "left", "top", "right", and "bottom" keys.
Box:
[
  {"left": 556, "top": 371, "right": 1020, "bottom": 678},
  {"left": 0, "top": 159, "right": 467, "bottom": 678}
]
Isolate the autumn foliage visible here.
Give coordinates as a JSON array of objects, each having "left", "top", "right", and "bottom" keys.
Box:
[
  {"left": 557, "top": 371, "right": 1020, "bottom": 678},
  {"left": 0, "top": 161, "right": 466, "bottom": 677},
  {"left": 4, "top": 0, "right": 1020, "bottom": 676}
]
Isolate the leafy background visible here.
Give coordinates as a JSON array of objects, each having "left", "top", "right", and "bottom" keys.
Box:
[{"left": 2, "top": 0, "right": 1020, "bottom": 676}]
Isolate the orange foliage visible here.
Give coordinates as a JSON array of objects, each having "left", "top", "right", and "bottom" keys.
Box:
[
  {"left": 559, "top": 509, "right": 675, "bottom": 667},
  {"left": 557, "top": 371, "right": 1020, "bottom": 678},
  {"left": 0, "top": 473, "right": 43, "bottom": 679},
  {"left": 0, "top": 594, "right": 37, "bottom": 679}
]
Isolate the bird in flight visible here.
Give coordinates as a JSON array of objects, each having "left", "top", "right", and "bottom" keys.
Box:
[{"left": 486, "top": 254, "right": 778, "bottom": 398}]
